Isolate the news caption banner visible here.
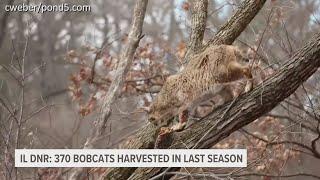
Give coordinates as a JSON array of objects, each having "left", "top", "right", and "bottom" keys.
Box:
[{"left": 15, "top": 149, "right": 246, "bottom": 167}]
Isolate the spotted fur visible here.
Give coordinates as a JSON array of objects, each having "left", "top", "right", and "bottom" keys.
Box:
[{"left": 148, "top": 45, "right": 253, "bottom": 127}]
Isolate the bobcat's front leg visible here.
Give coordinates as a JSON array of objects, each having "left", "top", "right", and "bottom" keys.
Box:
[
  {"left": 171, "top": 109, "right": 188, "bottom": 131},
  {"left": 242, "top": 67, "right": 253, "bottom": 93},
  {"left": 155, "top": 109, "right": 188, "bottom": 148},
  {"left": 228, "top": 61, "right": 253, "bottom": 93}
]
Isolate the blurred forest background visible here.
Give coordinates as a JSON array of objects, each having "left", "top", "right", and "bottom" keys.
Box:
[{"left": 1, "top": 0, "right": 320, "bottom": 179}]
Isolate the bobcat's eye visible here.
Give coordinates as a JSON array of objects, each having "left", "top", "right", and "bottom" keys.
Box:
[{"left": 243, "top": 58, "right": 250, "bottom": 63}]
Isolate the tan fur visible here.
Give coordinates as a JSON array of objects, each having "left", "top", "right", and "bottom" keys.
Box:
[
  {"left": 148, "top": 45, "right": 253, "bottom": 128},
  {"left": 192, "top": 63, "right": 267, "bottom": 118}
]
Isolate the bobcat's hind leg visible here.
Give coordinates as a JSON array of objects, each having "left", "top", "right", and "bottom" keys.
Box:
[
  {"left": 244, "top": 78, "right": 253, "bottom": 93},
  {"left": 154, "top": 110, "right": 188, "bottom": 148}
]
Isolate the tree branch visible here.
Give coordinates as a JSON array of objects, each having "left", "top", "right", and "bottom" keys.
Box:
[
  {"left": 208, "top": 0, "right": 266, "bottom": 46},
  {"left": 69, "top": 0, "right": 148, "bottom": 179},
  {"left": 119, "top": 32, "right": 320, "bottom": 180},
  {"left": 101, "top": 0, "right": 269, "bottom": 179},
  {"left": 233, "top": 172, "right": 320, "bottom": 179},
  {"left": 184, "top": 0, "right": 208, "bottom": 61},
  {"left": 161, "top": 172, "right": 320, "bottom": 180},
  {"left": 171, "top": 32, "right": 320, "bottom": 149},
  {"left": 87, "top": 0, "right": 148, "bottom": 149}
]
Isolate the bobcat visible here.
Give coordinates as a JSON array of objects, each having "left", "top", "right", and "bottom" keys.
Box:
[{"left": 148, "top": 45, "right": 254, "bottom": 131}]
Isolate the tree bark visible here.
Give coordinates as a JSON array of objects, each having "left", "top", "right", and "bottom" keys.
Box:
[
  {"left": 69, "top": 0, "right": 148, "bottom": 179},
  {"left": 208, "top": 0, "right": 266, "bottom": 46},
  {"left": 101, "top": 0, "right": 267, "bottom": 179},
  {"left": 127, "top": 32, "right": 320, "bottom": 179},
  {"left": 184, "top": 0, "right": 208, "bottom": 61},
  {"left": 88, "top": 0, "right": 148, "bottom": 144}
]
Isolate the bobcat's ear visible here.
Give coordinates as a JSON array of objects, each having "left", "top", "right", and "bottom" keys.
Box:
[{"left": 199, "top": 54, "right": 209, "bottom": 67}]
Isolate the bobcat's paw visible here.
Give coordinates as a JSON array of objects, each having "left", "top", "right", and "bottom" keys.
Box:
[
  {"left": 244, "top": 80, "right": 253, "bottom": 93},
  {"left": 171, "top": 122, "right": 187, "bottom": 132},
  {"left": 159, "top": 127, "right": 172, "bottom": 135}
]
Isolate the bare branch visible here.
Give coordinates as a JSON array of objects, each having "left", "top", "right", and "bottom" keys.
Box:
[
  {"left": 70, "top": 0, "right": 148, "bottom": 179},
  {"left": 86, "top": 0, "right": 148, "bottom": 149},
  {"left": 162, "top": 172, "right": 320, "bottom": 180},
  {"left": 233, "top": 172, "right": 320, "bottom": 179},
  {"left": 208, "top": 0, "right": 266, "bottom": 46}
]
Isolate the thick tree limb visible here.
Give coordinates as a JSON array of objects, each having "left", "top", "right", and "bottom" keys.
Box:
[
  {"left": 102, "top": 0, "right": 267, "bottom": 179},
  {"left": 209, "top": 0, "right": 266, "bottom": 46},
  {"left": 128, "top": 32, "right": 320, "bottom": 180},
  {"left": 69, "top": 0, "right": 148, "bottom": 179},
  {"left": 184, "top": 0, "right": 208, "bottom": 61},
  {"left": 87, "top": 0, "right": 148, "bottom": 146}
]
